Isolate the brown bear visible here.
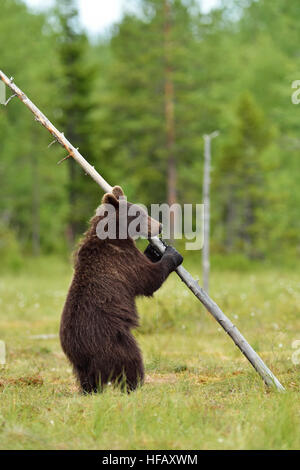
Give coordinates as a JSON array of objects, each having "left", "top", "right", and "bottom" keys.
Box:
[{"left": 60, "top": 186, "right": 183, "bottom": 393}]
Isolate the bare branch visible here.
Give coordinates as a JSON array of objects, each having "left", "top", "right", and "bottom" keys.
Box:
[
  {"left": 57, "top": 154, "right": 71, "bottom": 165},
  {"left": 4, "top": 93, "right": 17, "bottom": 106},
  {"left": 0, "top": 70, "right": 112, "bottom": 193},
  {"left": 48, "top": 139, "right": 57, "bottom": 148}
]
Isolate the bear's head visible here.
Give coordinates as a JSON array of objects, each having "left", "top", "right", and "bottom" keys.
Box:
[{"left": 96, "top": 186, "right": 162, "bottom": 240}]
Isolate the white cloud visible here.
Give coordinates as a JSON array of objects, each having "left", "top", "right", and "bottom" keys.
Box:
[{"left": 78, "top": 0, "right": 126, "bottom": 35}]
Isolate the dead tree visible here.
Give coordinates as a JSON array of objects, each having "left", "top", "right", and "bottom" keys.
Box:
[
  {"left": 163, "top": 0, "right": 177, "bottom": 242},
  {"left": 202, "top": 131, "right": 219, "bottom": 294}
]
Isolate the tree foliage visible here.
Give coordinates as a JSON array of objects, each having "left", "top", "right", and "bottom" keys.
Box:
[{"left": 1, "top": 0, "right": 299, "bottom": 261}]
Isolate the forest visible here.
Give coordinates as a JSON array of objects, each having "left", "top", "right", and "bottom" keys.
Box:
[{"left": 1, "top": 0, "right": 300, "bottom": 267}]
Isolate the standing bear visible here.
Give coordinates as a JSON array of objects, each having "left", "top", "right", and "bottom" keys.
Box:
[{"left": 60, "top": 186, "right": 183, "bottom": 393}]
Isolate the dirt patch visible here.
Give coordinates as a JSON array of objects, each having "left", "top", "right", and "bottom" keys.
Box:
[
  {"left": 0, "top": 375, "right": 43, "bottom": 388},
  {"left": 145, "top": 373, "right": 178, "bottom": 384},
  {"left": 145, "top": 370, "right": 245, "bottom": 386}
]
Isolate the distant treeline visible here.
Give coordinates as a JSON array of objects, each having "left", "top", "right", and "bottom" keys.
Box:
[{"left": 1, "top": 0, "right": 299, "bottom": 263}]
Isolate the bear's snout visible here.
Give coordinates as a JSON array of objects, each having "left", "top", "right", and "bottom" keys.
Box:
[{"left": 147, "top": 217, "right": 162, "bottom": 237}]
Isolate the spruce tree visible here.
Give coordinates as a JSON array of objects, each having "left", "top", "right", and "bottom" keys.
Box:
[
  {"left": 55, "top": 0, "right": 97, "bottom": 247},
  {"left": 215, "top": 92, "right": 273, "bottom": 258}
]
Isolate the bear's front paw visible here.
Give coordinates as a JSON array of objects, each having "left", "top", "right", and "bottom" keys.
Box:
[
  {"left": 164, "top": 246, "right": 183, "bottom": 269},
  {"left": 144, "top": 243, "right": 162, "bottom": 263}
]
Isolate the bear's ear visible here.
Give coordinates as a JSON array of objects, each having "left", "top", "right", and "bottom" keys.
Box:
[
  {"left": 101, "top": 192, "right": 119, "bottom": 208},
  {"left": 112, "top": 185, "right": 124, "bottom": 200}
]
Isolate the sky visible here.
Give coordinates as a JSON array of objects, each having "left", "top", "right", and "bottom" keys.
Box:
[{"left": 24, "top": 0, "right": 220, "bottom": 36}]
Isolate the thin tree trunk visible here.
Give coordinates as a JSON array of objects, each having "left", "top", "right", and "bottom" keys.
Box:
[
  {"left": 65, "top": 113, "right": 81, "bottom": 249},
  {"left": 67, "top": 155, "right": 77, "bottom": 248},
  {"left": 31, "top": 148, "right": 40, "bottom": 256},
  {"left": 202, "top": 135, "right": 211, "bottom": 294},
  {"left": 202, "top": 132, "right": 218, "bottom": 294},
  {"left": 163, "top": 0, "right": 177, "bottom": 241}
]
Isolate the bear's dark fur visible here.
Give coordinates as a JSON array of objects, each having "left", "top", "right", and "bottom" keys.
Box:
[{"left": 60, "top": 186, "right": 183, "bottom": 393}]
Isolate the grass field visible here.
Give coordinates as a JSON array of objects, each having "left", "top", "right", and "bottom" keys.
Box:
[{"left": 0, "top": 257, "right": 299, "bottom": 450}]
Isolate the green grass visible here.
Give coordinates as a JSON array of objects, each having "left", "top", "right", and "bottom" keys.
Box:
[{"left": 0, "top": 257, "right": 299, "bottom": 449}]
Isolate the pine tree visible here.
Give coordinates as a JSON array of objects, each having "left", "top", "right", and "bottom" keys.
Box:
[
  {"left": 215, "top": 92, "right": 273, "bottom": 258},
  {"left": 96, "top": 0, "right": 205, "bottom": 208},
  {"left": 55, "top": 0, "right": 97, "bottom": 247},
  {"left": 0, "top": 0, "right": 64, "bottom": 255}
]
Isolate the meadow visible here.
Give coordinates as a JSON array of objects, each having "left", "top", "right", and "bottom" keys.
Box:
[{"left": 0, "top": 256, "right": 299, "bottom": 450}]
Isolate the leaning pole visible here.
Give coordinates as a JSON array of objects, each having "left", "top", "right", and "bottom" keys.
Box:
[{"left": 0, "top": 70, "right": 285, "bottom": 391}]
